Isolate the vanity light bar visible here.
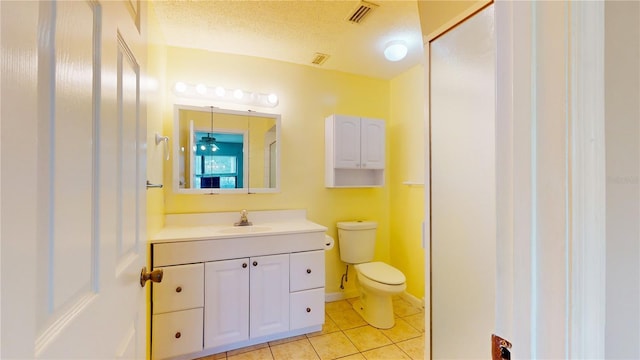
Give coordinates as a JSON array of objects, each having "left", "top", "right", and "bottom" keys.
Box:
[{"left": 173, "top": 82, "right": 279, "bottom": 108}]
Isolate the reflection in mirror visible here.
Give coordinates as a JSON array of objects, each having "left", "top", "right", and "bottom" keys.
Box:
[{"left": 173, "top": 105, "right": 280, "bottom": 194}]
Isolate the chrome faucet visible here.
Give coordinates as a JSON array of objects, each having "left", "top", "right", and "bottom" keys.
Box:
[{"left": 234, "top": 209, "right": 252, "bottom": 226}]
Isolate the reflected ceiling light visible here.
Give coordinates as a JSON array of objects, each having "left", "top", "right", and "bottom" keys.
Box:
[
  {"left": 384, "top": 40, "right": 408, "bottom": 62},
  {"left": 172, "top": 82, "right": 279, "bottom": 108}
]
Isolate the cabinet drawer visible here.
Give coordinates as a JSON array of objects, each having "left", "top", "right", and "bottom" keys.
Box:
[
  {"left": 290, "top": 250, "right": 325, "bottom": 292},
  {"left": 152, "top": 308, "right": 203, "bottom": 360},
  {"left": 290, "top": 288, "right": 325, "bottom": 330},
  {"left": 153, "top": 263, "right": 204, "bottom": 314}
]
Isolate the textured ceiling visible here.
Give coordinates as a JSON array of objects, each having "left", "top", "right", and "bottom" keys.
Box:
[{"left": 150, "top": 0, "right": 423, "bottom": 80}]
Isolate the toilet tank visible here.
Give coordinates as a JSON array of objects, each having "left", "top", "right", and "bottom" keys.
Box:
[{"left": 337, "top": 221, "right": 377, "bottom": 264}]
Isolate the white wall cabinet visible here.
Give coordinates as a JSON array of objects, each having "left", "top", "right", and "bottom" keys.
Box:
[
  {"left": 150, "top": 230, "right": 326, "bottom": 360},
  {"left": 325, "top": 114, "right": 385, "bottom": 187}
]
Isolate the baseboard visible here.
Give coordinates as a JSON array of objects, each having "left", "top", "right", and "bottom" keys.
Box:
[
  {"left": 325, "top": 290, "right": 359, "bottom": 302},
  {"left": 400, "top": 291, "right": 425, "bottom": 309},
  {"left": 325, "top": 290, "right": 424, "bottom": 307}
]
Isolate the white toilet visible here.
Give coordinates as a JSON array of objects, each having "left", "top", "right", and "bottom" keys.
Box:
[{"left": 337, "top": 221, "right": 406, "bottom": 329}]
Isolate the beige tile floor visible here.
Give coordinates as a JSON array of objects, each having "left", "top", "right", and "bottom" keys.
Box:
[{"left": 197, "top": 296, "right": 425, "bottom": 360}]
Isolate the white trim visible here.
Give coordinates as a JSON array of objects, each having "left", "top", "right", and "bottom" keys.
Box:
[
  {"left": 569, "top": 1, "right": 606, "bottom": 358},
  {"left": 424, "top": 1, "right": 492, "bottom": 42},
  {"left": 399, "top": 291, "right": 424, "bottom": 309},
  {"left": 324, "top": 290, "right": 358, "bottom": 303}
]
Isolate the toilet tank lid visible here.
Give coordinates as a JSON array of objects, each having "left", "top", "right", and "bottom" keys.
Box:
[
  {"left": 356, "top": 262, "right": 406, "bottom": 285},
  {"left": 337, "top": 221, "right": 377, "bottom": 230}
]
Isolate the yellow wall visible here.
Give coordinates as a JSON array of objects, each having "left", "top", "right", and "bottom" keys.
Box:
[
  {"left": 389, "top": 64, "right": 426, "bottom": 299},
  {"left": 158, "top": 46, "right": 391, "bottom": 295},
  {"left": 146, "top": 6, "right": 167, "bottom": 239}
]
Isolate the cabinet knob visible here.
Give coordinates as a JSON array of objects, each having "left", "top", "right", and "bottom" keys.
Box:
[
  {"left": 175, "top": 332, "right": 181, "bottom": 339},
  {"left": 242, "top": 263, "right": 248, "bottom": 268},
  {"left": 176, "top": 286, "right": 182, "bottom": 293},
  {"left": 306, "top": 269, "right": 312, "bottom": 274},
  {"left": 306, "top": 307, "right": 311, "bottom": 313},
  {"left": 253, "top": 261, "right": 258, "bottom": 266}
]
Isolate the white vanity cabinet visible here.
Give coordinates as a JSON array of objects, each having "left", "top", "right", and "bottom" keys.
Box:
[
  {"left": 149, "top": 216, "right": 327, "bottom": 360},
  {"left": 325, "top": 114, "right": 385, "bottom": 187}
]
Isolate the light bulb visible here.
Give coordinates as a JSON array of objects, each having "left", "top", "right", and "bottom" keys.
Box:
[
  {"left": 175, "top": 82, "right": 187, "bottom": 93},
  {"left": 384, "top": 40, "right": 408, "bottom": 62},
  {"left": 196, "top": 84, "right": 207, "bottom": 95},
  {"left": 200, "top": 145, "right": 206, "bottom": 151},
  {"left": 214, "top": 86, "right": 225, "bottom": 97},
  {"left": 233, "top": 89, "right": 244, "bottom": 99},
  {"left": 267, "top": 93, "right": 278, "bottom": 104}
]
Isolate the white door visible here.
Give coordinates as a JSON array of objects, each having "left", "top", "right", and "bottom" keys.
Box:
[
  {"left": 250, "top": 254, "right": 290, "bottom": 338},
  {"left": 429, "top": 4, "right": 496, "bottom": 359},
  {"left": 204, "top": 258, "right": 250, "bottom": 348},
  {"left": 1, "top": 1, "right": 147, "bottom": 358}
]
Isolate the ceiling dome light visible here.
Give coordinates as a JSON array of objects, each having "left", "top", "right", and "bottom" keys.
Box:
[{"left": 384, "top": 40, "right": 408, "bottom": 62}]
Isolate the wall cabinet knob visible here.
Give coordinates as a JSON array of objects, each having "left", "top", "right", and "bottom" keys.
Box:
[
  {"left": 306, "top": 307, "right": 311, "bottom": 313},
  {"left": 253, "top": 261, "right": 258, "bottom": 266},
  {"left": 306, "top": 269, "right": 312, "bottom": 274},
  {"left": 175, "top": 332, "right": 181, "bottom": 339},
  {"left": 242, "top": 263, "right": 248, "bottom": 268},
  {"left": 176, "top": 286, "right": 182, "bottom": 293}
]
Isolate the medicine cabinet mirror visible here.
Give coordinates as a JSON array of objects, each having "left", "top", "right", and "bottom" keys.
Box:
[{"left": 173, "top": 105, "right": 280, "bottom": 194}]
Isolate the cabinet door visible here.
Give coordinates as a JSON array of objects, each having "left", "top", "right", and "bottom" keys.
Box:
[
  {"left": 290, "top": 250, "right": 325, "bottom": 292},
  {"left": 250, "top": 254, "right": 290, "bottom": 338},
  {"left": 333, "top": 115, "right": 362, "bottom": 169},
  {"left": 152, "top": 263, "right": 204, "bottom": 314},
  {"left": 204, "top": 258, "right": 250, "bottom": 348},
  {"left": 152, "top": 308, "right": 203, "bottom": 360},
  {"left": 290, "top": 288, "right": 325, "bottom": 330},
  {"left": 360, "top": 118, "right": 385, "bottom": 169}
]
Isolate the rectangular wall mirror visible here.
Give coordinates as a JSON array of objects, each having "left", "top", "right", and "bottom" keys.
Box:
[{"left": 173, "top": 105, "right": 280, "bottom": 194}]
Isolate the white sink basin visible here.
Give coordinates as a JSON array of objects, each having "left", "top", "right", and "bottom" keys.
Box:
[{"left": 217, "top": 226, "right": 272, "bottom": 234}]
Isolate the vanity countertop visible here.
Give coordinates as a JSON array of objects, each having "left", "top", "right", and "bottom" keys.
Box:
[{"left": 150, "top": 209, "right": 327, "bottom": 243}]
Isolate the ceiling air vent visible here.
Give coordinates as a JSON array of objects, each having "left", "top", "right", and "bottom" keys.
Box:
[
  {"left": 311, "top": 53, "right": 330, "bottom": 66},
  {"left": 346, "top": 1, "right": 378, "bottom": 24}
]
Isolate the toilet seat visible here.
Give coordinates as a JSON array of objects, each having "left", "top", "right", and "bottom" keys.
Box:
[{"left": 354, "top": 262, "right": 406, "bottom": 285}]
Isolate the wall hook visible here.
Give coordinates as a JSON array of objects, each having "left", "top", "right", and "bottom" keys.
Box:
[{"left": 155, "top": 133, "right": 170, "bottom": 160}]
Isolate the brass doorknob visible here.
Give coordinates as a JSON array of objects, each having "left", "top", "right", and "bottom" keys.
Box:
[{"left": 140, "top": 267, "right": 163, "bottom": 287}]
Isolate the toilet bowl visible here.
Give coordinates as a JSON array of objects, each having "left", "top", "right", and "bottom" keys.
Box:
[{"left": 352, "top": 262, "right": 406, "bottom": 329}]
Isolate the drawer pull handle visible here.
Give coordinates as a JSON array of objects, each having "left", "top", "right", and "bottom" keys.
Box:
[
  {"left": 306, "top": 269, "right": 312, "bottom": 274},
  {"left": 242, "top": 263, "right": 248, "bottom": 268},
  {"left": 175, "top": 332, "right": 181, "bottom": 339},
  {"left": 306, "top": 307, "right": 311, "bottom": 313},
  {"left": 176, "top": 286, "right": 182, "bottom": 293},
  {"left": 253, "top": 261, "right": 258, "bottom": 267}
]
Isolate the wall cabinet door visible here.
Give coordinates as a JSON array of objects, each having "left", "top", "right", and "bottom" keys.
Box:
[
  {"left": 333, "top": 115, "right": 362, "bottom": 168},
  {"left": 204, "top": 258, "right": 250, "bottom": 348},
  {"left": 250, "top": 253, "right": 290, "bottom": 338},
  {"left": 360, "top": 118, "right": 385, "bottom": 169}
]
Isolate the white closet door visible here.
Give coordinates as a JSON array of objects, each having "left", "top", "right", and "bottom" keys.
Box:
[{"left": 430, "top": 4, "right": 496, "bottom": 359}]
